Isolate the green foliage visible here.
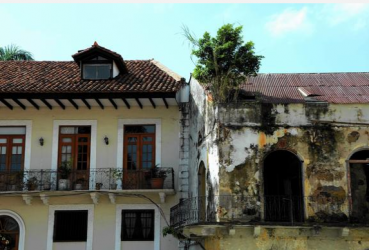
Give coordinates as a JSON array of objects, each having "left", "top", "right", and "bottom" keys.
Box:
[
  {"left": 183, "top": 24, "right": 263, "bottom": 103},
  {"left": 0, "top": 44, "right": 34, "bottom": 61},
  {"left": 162, "top": 226, "right": 186, "bottom": 240}
]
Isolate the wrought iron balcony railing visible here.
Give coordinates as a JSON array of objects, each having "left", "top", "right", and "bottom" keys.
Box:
[
  {"left": 0, "top": 168, "right": 174, "bottom": 192},
  {"left": 170, "top": 195, "right": 360, "bottom": 229}
]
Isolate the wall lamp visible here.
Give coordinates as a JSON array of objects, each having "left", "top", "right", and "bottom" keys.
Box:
[
  {"left": 39, "top": 137, "right": 44, "bottom": 146},
  {"left": 104, "top": 136, "right": 109, "bottom": 145}
]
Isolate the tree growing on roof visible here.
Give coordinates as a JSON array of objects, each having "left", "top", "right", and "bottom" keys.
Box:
[
  {"left": 0, "top": 44, "right": 34, "bottom": 61},
  {"left": 183, "top": 24, "right": 263, "bottom": 103}
]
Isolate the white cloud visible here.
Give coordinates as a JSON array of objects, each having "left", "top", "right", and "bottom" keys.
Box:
[
  {"left": 265, "top": 7, "right": 313, "bottom": 37},
  {"left": 320, "top": 3, "right": 369, "bottom": 31}
]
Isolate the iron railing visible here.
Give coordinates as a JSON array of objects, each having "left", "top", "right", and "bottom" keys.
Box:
[
  {"left": 170, "top": 195, "right": 355, "bottom": 228},
  {"left": 0, "top": 168, "right": 174, "bottom": 191}
]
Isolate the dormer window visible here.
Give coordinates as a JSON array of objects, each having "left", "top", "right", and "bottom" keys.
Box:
[
  {"left": 83, "top": 63, "right": 112, "bottom": 80},
  {"left": 72, "top": 42, "right": 128, "bottom": 80}
]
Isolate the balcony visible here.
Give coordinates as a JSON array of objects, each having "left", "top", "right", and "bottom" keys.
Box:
[
  {"left": 170, "top": 195, "right": 368, "bottom": 231},
  {"left": 0, "top": 168, "right": 174, "bottom": 193}
]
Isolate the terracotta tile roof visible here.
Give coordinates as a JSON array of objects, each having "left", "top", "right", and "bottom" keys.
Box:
[
  {"left": 242, "top": 72, "right": 369, "bottom": 104},
  {"left": 0, "top": 60, "right": 182, "bottom": 95}
]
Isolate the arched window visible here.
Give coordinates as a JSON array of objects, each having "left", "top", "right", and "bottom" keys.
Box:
[
  {"left": 348, "top": 149, "right": 369, "bottom": 222},
  {"left": 0, "top": 215, "right": 19, "bottom": 250},
  {"left": 263, "top": 150, "right": 304, "bottom": 222}
]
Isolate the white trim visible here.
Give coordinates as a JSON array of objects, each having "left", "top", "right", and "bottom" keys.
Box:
[
  {"left": 47, "top": 205, "right": 94, "bottom": 250},
  {"left": 0, "top": 210, "right": 26, "bottom": 250},
  {"left": 0, "top": 120, "right": 32, "bottom": 171},
  {"left": 117, "top": 119, "right": 162, "bottom": 171},
  {"left": 51, "top": 120, "right": 97, "bottom": 188},
  {"left": 115, "top": 204, "right": 161, "bottom": 250}
]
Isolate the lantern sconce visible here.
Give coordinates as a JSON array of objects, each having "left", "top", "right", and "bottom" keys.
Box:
[
  {"left": 39, "top": 137, "right": 44, "bottom": 146},
  {"left": 104, "top": 136, "right": 109, "bottom": 145}
]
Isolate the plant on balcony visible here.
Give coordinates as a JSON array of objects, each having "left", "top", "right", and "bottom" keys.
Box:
[
  {"left": 75, "top": 177, "right": 86, "bottom": 190},
  {"left": 95, "top": 182, "right": 103, "bottom": 190},
  {"left": 8, "top": 171, "right": 23, "bottom": 191},
  {"left": 58, "top": 159, "right": 72, "bottom": 190},
  {"left": 26, "top": 176, "right": 38, "bottom": 191},
  {"left": 162, "top": 226, "right": 186, "bottom": 240},
  {"left": 111, "top": 169, "right": 122, "bottom": 190},
  {"left": 150, "top": 164, "right": 167, "bottom": 189}
]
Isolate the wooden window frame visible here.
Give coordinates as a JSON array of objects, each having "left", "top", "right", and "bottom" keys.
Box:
[
  {"left": 0, "top": 134, "right": 25, "bottom": 172},
  {"left": 123, "top": 125, "right": 156, "bottom": 171},
  {"left": 57, "top": 126, "right": 91, "bottom": 171}
]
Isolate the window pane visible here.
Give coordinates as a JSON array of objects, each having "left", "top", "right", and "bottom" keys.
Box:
[
  {"left": 121, "top": 210, "right": 154, "bottom": 241},
  {"left": 62, "top": 138, "right": 72, "bottom": 143},
  {"left": 53, "top": 210, "right": 88, "bottom": 242},
  {"left": 96, "top": 65, "right": 110, "bottom": 79},
  {"left": 78, "top": 137, "right": 88, "bottom": 143},
  {"left": 77, "top": 127, "right": 91, "bottom": 134},
  {"left": 1, "top": 147, "right": 6, "bottom": 154},
  {"left": 125, "top": 125, "right": 155, "bottom": 134},
  {"left": 60, "top": 127, "right": 76, "bottom": 134},
  {"left": 12, "top": 138, "right": 23, "bottom": 144},
  {"left": 0, "top": 139, "right": 7, "bottom": 143},
  {"left": 143, "top": 137, "right": 153, "bottom": 142},
  {"left": 0, "top": 127, "right": 26, "bottom": 135},
  {"left": 83, "top": 64, "right": 111, "bottom": 80}
]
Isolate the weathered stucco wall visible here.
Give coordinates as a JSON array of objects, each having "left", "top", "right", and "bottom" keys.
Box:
[
  {"left": 205, "top": 227, "right": 369, "bottom": 250},
  {"left": 188, "top": 76, "right": 369, "bottom": 249}
]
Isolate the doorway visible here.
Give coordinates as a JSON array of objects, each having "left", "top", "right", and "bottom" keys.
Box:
[{"left": 263, "top": 150, "right": 304, "bottom": 223}]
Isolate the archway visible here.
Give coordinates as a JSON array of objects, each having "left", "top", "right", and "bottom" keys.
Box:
[
  {"left": 348, "top": 149, "right": 369, "bottom": 222},
  {"left": 197, "top": 162, "right": 206, "bottom": 222},
  {"left": 0, "top": 215, "right": 20, "bottom": 250},
  {"left": 263, "top": 150, "right": 304, "bottom": 222}
]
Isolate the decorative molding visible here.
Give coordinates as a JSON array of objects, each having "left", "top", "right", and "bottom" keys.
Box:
[
  {"left": 47, "top": 205, "right": 94, "bottom": 250},
  {"left": 0, "top": 120, "right": 32, "bottom": 170},
  {"left": 341, "top": 227, "right": 350, "bottom": 237},
  {"left": 0, "top": 210, "right": 26, "bottom": 250},
  {"left": 254, "top": 226, "right": 261, "bottom": 238},
  {"left": 108, "top": 193, "right": 116, "bottom": 204},
  {"left": 51, "top": 120, "right": 97, "bottom": 189},
  {"left": 21, "top": 194, "right": 32, "bottom": 205},
  {"left": 90, "top": 193, "right": 100, "bottom": 205},
  {"left": 39, "top": 194, "right": 49, "bottom": 205},
  {"left": 115, "top": 204, "right": 161, "bottom": 250},
  {"left": 158, "top": 192, "right": 166, "bottom": 203}
]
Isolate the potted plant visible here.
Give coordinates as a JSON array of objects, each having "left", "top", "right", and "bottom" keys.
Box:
[
  {"left": 42, "top": 181, "right": 51, "bottom": 191},
  {"left": 58, "top": 160, "right": 72, "bottom": 190},
  {"left": 95, "top": 182, "right": 103, "bottom": 190},
  {"left": 26, "top": 177, "right": 38, "bottom": 191},
  {"left": 75, "top": 177, "right": 85, "bottom": 190},
  {"left": 150, "top": 165, "right": 167, "bottom": 189},
  {"left": 8, "top": 171, "right": 23, "bottom": 191},
  {"left": 111, "top": 169, "right": 122, "bottom": 189}
]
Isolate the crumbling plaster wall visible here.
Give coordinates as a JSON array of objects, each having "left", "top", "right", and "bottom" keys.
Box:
[
  {"left": 189, "top": 75, "right": 369, "bottom": 223},
  {"left": 188, "top": 78, "right": 220, "bottom": 199},
  {"left": 206, "top": 227, "right": 369, "bottom": 250},
  {"left": 216, "top": 102, "right": 369, "bottom": 221}
]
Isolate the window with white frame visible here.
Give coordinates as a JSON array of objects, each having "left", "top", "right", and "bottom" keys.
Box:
[
  {"left": 53, "top": 210, "right": 88, "bottom": 242},
  {"left": 121, "top": 210, "right": 154, "bottom": 241}
]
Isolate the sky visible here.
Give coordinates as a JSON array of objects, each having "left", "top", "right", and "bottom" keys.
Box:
[{"left": 1, "top": 3, "right": 369, "bottom": 80}]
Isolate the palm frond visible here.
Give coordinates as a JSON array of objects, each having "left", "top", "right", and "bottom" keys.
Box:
[{"left": 0, "top": 44, "right": 34, "bottom": 61}]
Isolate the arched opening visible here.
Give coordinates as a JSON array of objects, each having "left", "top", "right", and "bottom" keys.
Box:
[
  {"left": 348, "top": 149, "right": 369, "bottom": 222},
  {"left": 197, "top": 162, "right": 206, "bottom": 222},
  {"left": 263, "top": 150, "right": 304, "bottom": 222},
  {"left": 0, "top": 215, "right": 20, "bottom": 250}
]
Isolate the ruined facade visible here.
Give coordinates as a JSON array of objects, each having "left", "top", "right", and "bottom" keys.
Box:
[{"left": 170, "top": 73, "right": 369, "bottom": 250}]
